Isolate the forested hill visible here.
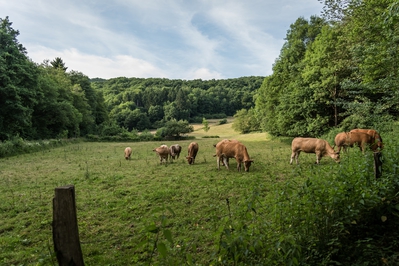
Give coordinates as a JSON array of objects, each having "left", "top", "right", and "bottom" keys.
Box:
[{"left": 90, "top": 76, "right": 264, "bottom": 131}]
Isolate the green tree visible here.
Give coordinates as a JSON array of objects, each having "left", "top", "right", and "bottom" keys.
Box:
[
  {"left": 50, "top": 57, "right": 68, "bottom": 71},
  {"left": 232, "top": 108, "right": 260, "bottom": 134},
  {"left": 158, "top": 119, "right": 193, "bottom": 139},
  {"left": 255, "top": 16, "right": 326, "bottom": 136},
  {"left": 0, "top": 17, "right": 38, "bottom": 140},
  {"left": 32, "top": 63, "right": 82, "bottom": 138},
  {"left": 163, "top": 102, "right": 178, "bottom": 121},
  {"left": 202, "top": 117, "right": 210, "bottom": 132},
  {"left": 124, "top": 109, "right": 151, "bottom": 131},
  {"left": 148, "top": 105, "right": 164, "bottom": 123}
]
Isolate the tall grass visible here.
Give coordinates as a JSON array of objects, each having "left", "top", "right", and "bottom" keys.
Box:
[{"left": 1, "top": 121, "right": 398, "bottom": 265}]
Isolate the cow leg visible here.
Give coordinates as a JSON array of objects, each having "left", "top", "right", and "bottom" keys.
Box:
[
  {"left": 290, "top": 151, "right": 299, "bottom": 164},
  {"left": 223, "top": 156, "right": 229, "bottom": 170},
  {"left": 290, "top": 152, "right": 295, "bottom": 164},
  {"left": 217, "top": 156, "right": 221, "bottom": 170},
  {"left": 315, "top": 152, "right": 321, "bottom": 164}
]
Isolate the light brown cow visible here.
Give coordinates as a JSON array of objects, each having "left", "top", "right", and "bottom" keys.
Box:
[
  {"left": 153, "top": 144, "right": 169, "bottom": 164},
  {"left": 290, "top": 137, "right": 340, "bottom": 165},
  {"left": 186, "top": 142, "right": 199, "bottom": 165},
  {"left": 214, "top": 139, "right": 253, "bottom": 172},
  {"left": 350, "top": 128, "right": 383, "bottom": 151},
  {"left": 333, "top": 132, "right": 350, "bottom": 153},
  {"left": 169, "top": 144, "right": 182, "bottom": 160},
  {"left": 334, "top": 131, "right": 375, "bottom": 152},
  {"left": 124, "top": 147, "right": 132, "bottom": 160}
]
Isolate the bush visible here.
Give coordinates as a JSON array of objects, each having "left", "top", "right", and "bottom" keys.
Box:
[{"left": 218, "top": 118, "right": 228, "bottom": 125}]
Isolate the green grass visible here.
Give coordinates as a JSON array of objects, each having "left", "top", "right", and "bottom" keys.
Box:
[{"left": 1, "top": 120, "right": 398, "bottom": 265}]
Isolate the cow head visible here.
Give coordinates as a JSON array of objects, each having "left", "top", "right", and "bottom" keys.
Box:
[
  {"left": 332, "top": 152, "right": 340, "bottom": 163},
  {"left": 244, "top": 159, "right": 254, "bottom": 172},
  {"left": 186, "top": 156, "right": 194, "bottom": 164}
]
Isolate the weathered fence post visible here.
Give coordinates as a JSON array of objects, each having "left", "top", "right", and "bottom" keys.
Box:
[
  {"left": 373, "top": 152, "right": 383, "bottom": 179},
  {"left": 53, "top": 185, "right": 84, "bottom": 266}
]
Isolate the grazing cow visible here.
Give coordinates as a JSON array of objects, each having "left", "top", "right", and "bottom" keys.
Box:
[
  {"left": 290, "top": 137, "right": 340, "bottom": 165},
  {"left": 153, "top": 145, "right": 169, "bottom": 164},
  {"left": 334, "top": 131, "right": 375, "bottom": 152},
  {"left": 333, "top": 132, "right": 351, "bottom": 153},
  {"left": 214, "top": 139, "right": 253, "bottom": 172},
  {"left": 186, "top": 142, "right": 199, "bottom": 165},
  {"left": 124, "top": 147, "right": 132, "bottom": 160},
  {"left": 169, "top": 144, "right": 182, "bottom": 160},
  {"left": 350, "top": 128, "right": 383, "bottom": 151}
]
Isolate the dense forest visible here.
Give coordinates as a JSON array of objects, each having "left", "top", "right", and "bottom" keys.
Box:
[
  {"left": 255, "top": 0, "right": 399, "bottom": 136},
  {"left": 1, "top": 0, "right": 399, "bottom": 141},
  {"left": 91, "top": 76, "right": 263, "bottom": 131}
]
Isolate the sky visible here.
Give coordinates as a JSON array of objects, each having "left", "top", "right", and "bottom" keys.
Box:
[{"left": 1, "top": 0, "right": 323, "bottom": 80}]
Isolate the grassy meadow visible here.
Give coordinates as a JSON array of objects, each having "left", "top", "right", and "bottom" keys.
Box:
[{"left": 1, "top": 119, "right": 399, "bottom": 265}]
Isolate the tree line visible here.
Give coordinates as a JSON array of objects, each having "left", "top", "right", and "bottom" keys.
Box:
[
  {"left": 0, "top": 16, "right": 262, "bottom": 141},
  {"left": 254, "top": 0, "right": 399, "bottom": 137},
  {"left": 2, "top": 0, "right": 399, "bottom": 141},
  {"left": 91, "top": 76, "right": 263, "bottom": 131}
]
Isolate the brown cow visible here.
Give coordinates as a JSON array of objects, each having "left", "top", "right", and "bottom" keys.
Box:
[
  {"left": 350, "top": 128, "right": 383, "bottom": 151},
  {"left": 186, "top": 142, "right": 199, "bottom": 165},
  {"left": 153, "top": 144, "right": 169, "bottom": 164},
  {"left": 124, "top": 147, "right": 132, "bottom": 160},
  {"left": 214, "top": 139, "right": 253, "bottom": 172},
  {"left": 169, "top": 144, "right": 182, "bottom": 160},
  {"left": 290, "top": 137, "right": 340, "bottom": 165},
  {"left": 334, "top": 131, "right": 375, "bottom": 152}
]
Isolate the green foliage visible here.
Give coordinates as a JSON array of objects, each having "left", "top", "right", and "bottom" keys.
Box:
[
  {"left": 232, "top": 108, "right": 260, "bottom": 134},
  {"left": 218, "top": 118, "right": 228, "bottom": 125},
  {"left": 202, "top": 117, "right": 210, "bottom": 132},
  {"left": 0, "top": 136, "right": 78, "bottom": 158},
  {"left": 92, "top": 76, "right": 263, "bottom": 129},
  {"left": 255, "top": 16, "right": 327, "bottom": 137},
  {"left": 0, "top": 17, "right": 108, "bottom": 141},
  {"left": 0, "top": 17, "right": 38, "bottom": 141},
  {"left": 50, "top": 57, "right": 68, "bottom": 71},
  {"left": 256, "top": 1, "right": 399, "bottom": 137},
  {"left": 156, "top": 119, "right": 194, "bottom": 139}
]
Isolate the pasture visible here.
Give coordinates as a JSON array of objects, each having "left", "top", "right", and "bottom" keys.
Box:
[{"left": 1, "top": 120, "right": 399, "bottom": 265}]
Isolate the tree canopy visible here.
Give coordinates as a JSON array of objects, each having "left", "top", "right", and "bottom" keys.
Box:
[
  {"left": 2, "top": 0, "right": 399, "bottom": 141},
  {"left": 255, "top": 0, "right": 399, "bottom": 137}
]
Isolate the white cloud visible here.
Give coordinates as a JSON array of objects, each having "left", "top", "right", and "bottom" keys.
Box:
[
  {"left": 189, "top": 68, "right": 223, "bottom": 80},
  {"left": 1, "top": 0, "right": 323, "bottom": 79},
  {"left": 28, "top": 46, "right": 166, "bottom": 79}
]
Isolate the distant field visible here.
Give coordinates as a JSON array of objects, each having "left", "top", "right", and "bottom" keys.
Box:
[
  {"left": 2, "top": 119, "right": 391, "bottom": 265},
  {"left": 189, "top": 118, "right": 271, "bottom": 142}
]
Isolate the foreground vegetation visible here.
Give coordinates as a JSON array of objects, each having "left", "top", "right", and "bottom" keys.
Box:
[{"left": 1, "top": 121, "right": 399, "bottom": 265}]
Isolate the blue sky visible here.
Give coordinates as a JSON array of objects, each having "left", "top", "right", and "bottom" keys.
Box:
[{"left": 1, "top": 0, "right": 323, "bottom": 80}]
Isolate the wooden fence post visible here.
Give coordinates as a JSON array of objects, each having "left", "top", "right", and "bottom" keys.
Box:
[
  {"left": 373, "top": 152, "right": 382, "bottom": 179},
  {"left": 53, "top": 185, "right": 84, "bottom": 266}
]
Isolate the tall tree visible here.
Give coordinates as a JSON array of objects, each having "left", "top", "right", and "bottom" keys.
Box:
[
  {"left": 50, "top": 57, "right": 68, "bottom": 71},
  {"left": 255, "top": 16, "right": 326, "bottom": 136},
  {"left": 32, "top": 63, "right": 82, "bottom": 138},
  {"left": 0, "top": 17, "right": 38, "bottom": 140}
]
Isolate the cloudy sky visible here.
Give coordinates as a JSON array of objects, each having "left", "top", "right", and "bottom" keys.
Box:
[{"left": 1, "top": 0, "right": 323, "bottom": 80}]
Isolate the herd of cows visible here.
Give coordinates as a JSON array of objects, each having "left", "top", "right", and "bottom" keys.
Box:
[
  {"left": 290, "top": 128, "right": 383, "bottom": 165},
  {"left": 122, "top": 128, "right": 383, "bottom": 172}
]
